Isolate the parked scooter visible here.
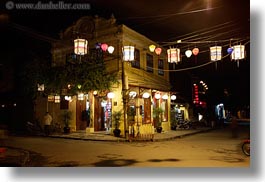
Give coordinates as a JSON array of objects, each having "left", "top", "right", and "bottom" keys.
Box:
[
  {"left": 176, "top": 120, "right": 193, "bottom": 129},
  {"left": 26, "top": 120, "right": 43, "bottom": 135}
]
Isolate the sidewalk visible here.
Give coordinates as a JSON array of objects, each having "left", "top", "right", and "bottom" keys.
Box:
[{"left": 48, "top": 127, "right": 213, "bottom": 142}]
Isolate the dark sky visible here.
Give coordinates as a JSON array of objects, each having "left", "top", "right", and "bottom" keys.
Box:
[{"left": 0, "top": 0, "right": 250, "bottom": 106}]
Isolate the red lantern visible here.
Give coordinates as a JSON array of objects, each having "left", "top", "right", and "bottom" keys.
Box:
[
  {"left": 155, "top": 47, "right": 162, "bottom": 55},
  {"left": 192, "top": 48, "right": 199, "bottom": 56},
  {"left": 101, "top": 43, "right": 108, "bottom": 52}
]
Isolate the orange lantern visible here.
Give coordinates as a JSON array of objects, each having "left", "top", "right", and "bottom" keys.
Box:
[
  {"left": 192, "top": 48, "right": 199, "bottom": 56},
  {"left": 155, "top": 47, "right": 162, "bottom": 55}
]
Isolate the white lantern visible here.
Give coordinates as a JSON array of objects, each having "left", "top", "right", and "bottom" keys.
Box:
[
  {"left": 54, "top": 95, "right": 60, "bottom": 103},
  {"left": 37, "top": 83, "right": 44, "bottom": 91},
  {"left": 185, "top": 50, "right": 192, "bottom": 58},
  {"left": 107, "top": 92, "right": 115, "bottom": 99},
  {"left": 129, "top": 91, "right": 137, "bottom": 98},
  {"left": 123, "top": 46, "right": 135, "bottom": 61},
  {"left": 170, "top": 95, "right": 176, "bottom": 100},
  {"left": 210, "top": 46, "right": 222, "bottom": 61},
  {"left": 78, "top": 93, "right": 84, "bottom": 100},
  {"left": 74, "top": 39, "right": 88, "bottom": 55},
  {"left": 162, "top": 94, "right": 168, "bottom": 100},
  {"left": 107, "top": 46, "right": 115, "bottom": 54},
  {"left": 167, "top": 48, "right": 180, "bottom": 63},
  {"left": 142, "top": 92, "right": 150, "bottom": 98},
  {"left": 231, "top": 45, "right": 245, "bottom": 60},
  {"left": 154, "top": 93, "right": 161, "bottom": 99}
]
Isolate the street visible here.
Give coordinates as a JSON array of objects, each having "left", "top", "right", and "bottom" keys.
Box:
[{"left": 1, "top": 127, "right": 250, "bottom": 167}]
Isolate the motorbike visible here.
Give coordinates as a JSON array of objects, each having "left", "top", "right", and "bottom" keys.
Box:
[
  {"left": 242, "top": 139, "right": 250, "bottom": 156},
  {"left": 176, "top": 120, "right": 193, "bottom": 129},
  {"left": 26, "top": 120, "right": 43, "bottom": 135}
]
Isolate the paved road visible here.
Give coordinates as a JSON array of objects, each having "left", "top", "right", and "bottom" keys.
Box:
[{"left": 1, "top": 127, "right": 250, "bottom": 167}]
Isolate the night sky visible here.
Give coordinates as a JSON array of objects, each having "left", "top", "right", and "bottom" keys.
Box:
[{"left": 0, "top": 0, "right": 250, "bottom": 107}]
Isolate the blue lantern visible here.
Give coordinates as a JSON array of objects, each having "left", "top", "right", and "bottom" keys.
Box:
[
  {"left": 95, "top": 42, "right": 101, "bottom": 49},
  {"left": 227, "top": 47, "right": 233, "bottom": 54}
]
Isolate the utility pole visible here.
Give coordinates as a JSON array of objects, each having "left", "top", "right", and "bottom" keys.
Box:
[{"left": 122, "top": 60, "right": 129, "bottom": 140}]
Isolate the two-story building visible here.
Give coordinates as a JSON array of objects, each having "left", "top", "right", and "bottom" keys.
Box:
[{"left": 35, "top": 15, "right": 172, "bottom": 137}]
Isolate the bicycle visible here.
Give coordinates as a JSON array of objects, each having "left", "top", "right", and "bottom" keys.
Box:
[{"left": 242, "top": 139, "right": 250, "bottom": 156}]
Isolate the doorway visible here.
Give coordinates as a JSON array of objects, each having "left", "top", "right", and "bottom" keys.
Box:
[{"left": 94, "top": 97, "right": 112, "bottom": 131}]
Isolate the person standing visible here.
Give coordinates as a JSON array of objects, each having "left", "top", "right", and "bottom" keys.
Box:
[{"left": 43, "top": 112, "right": 52, "bottom": 136}]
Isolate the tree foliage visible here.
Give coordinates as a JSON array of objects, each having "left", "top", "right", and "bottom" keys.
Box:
[{"left": 20, "top": 52, "right": 118, "bottom": 98}]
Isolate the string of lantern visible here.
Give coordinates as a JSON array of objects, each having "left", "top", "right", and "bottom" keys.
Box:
[
  {"left": 148, "top": 37, "right": 249, "bottom": 69},
  {"left": 73, "top": 35, "right": 249, "bottom": 73}
]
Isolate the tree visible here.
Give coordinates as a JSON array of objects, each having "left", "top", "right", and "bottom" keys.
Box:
[{"left": 19, "top": 51, "right": 118, "bottom": 98}]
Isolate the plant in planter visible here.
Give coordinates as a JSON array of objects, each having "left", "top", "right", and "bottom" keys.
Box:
[
  {"left": 153, "top": 107, "right": 164, "bottom": 133},
  {"left": 62, "top": 110, "right": 72, "bottom": 134},
  {"left": 112, "top": 110, "right": 122, "bottom": 137}
]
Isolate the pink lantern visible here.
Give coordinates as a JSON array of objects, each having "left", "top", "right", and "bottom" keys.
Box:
[
  {"left": 155, "top": 47, "right": 162, "bottom": 55},
  {"left": 101, "top": 43, "right": 108, "bottom": 52},
  {"left": 192, "top": 48, "right": 199, "bottom": 56}
]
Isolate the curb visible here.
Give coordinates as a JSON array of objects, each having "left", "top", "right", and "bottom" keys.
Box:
[{"left": 47, "top": 128, "right": 213, "bottom": 142}]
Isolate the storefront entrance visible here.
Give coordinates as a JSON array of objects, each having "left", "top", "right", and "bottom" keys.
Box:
[{"left": 94, "top": 97, "right": 112, "bottom": 131}]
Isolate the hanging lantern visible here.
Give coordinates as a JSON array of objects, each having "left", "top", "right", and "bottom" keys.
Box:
[
  {"left": 154, "top": 93, "right": 161, "bottom": 99},
  {"left": 129, "top": 91, "right": 137, "bottom": 98},
  {"left": 107, "top": 92, "right": 115, "bottom": 99},
  {"left": 107, "top": 46, "right": 115, "bottom": 54},
  {"left": 123, "top": 46, "right": 135, "bottom": 61},
  {"left": 167, "top": 48, "right": 180, "bottom": 63},
  {"left": 170, "top": 95, "right": 176, "bottom": 100},
  {"left": 185, "top": 50, "right": 192, "bottom": 58},
  {"left": 155, "top": 47, "right": 162, "bottom": 56},
  {"left": 162, "top": 94, "right": 168, "bottom": 100},
  {"left": 74, "top": 39, "right": 88, "bottom": 55},
  {"left": 95, "top": 42, "right": 101, "bottom": 49},
  {"left": 210, "top": 46, "right": 222, "bottom": 61},
  {"left": 142, "top": 92, "right": 150, "bottom": 98},
  {"left": 54, "top": 95, "right": 60, "bottom": 103},
  {"left": 101, "top": 43, "right": 108, "bottom": 52},
  {"left": 48, "top": 95, "right": 54, "bottom": 102},
  {"left": 231, "top": 45, "right": 245, "bottom": 68},
  {"left": 192, "top": 47, "right": 199, "bottom": 56},
  {"left": 231, "top": 45, "right": 245, "bottom": 60},
  {"left": 37, "top": 83, "right": 44, "bottom": 91},
  {"left": 78, "top": 93, "right": 84, "bottom": 100},
  {"left": 149, "top": 44, "right": 156, "bottom": 52},
  {"left": 227, "top": 47, "right": 233, "bottom": 54}
]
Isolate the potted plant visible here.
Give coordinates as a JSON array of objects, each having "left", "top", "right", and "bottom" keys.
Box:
[
  {"left": 62, "top": 110, "right": 72, "bottom": 134},
  {"left": 153, "top": 107, "right": 164, "bottom": 133},
  {"left": 112, "top": 110, "right": 122, "bottom": 137}
]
